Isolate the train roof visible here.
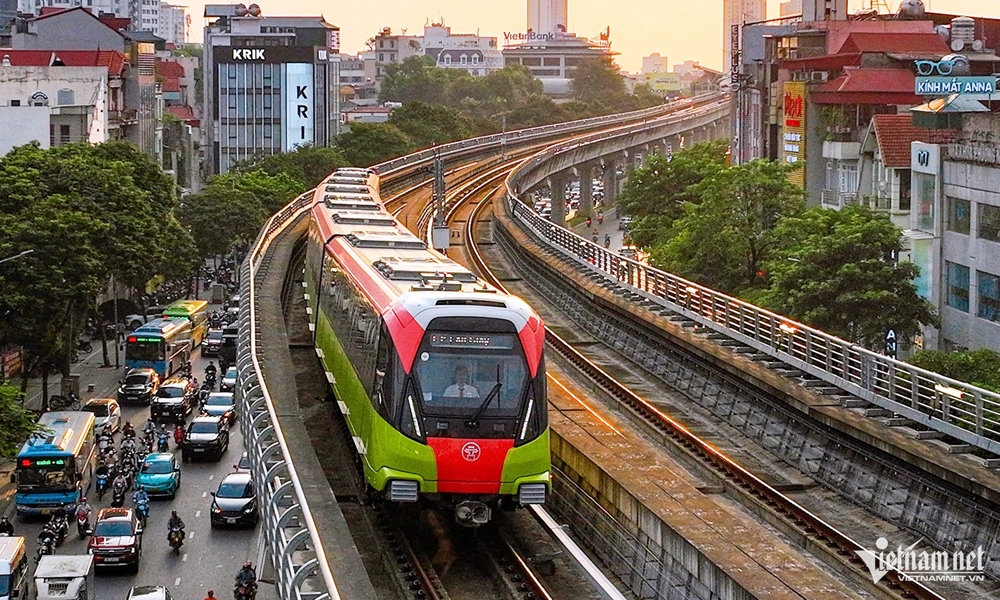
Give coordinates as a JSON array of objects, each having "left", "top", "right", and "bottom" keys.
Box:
[{"left": 312, "top": 169, "right": 536, "bottom": 321}]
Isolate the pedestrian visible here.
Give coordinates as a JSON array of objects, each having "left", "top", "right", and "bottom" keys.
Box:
[
  {"left": 203, "top": 591, "right": 215, "bottom": 600},
  {"left": 116, "top": 321, "right": 126, "bottom": 343}
]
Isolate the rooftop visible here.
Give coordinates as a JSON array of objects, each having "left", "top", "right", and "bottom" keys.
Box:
[
  {"left": 0, "top": 50, "right": 127, "bottom": 76},
  {"left": 811, "top": 67, "right": 919, "bottom": 105},
  {"left": 869, "top": 114, "right": 955, "bottom": 168}
]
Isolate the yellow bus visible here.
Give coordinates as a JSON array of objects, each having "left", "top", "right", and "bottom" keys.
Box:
[{"left": 162, "top": 299, "right": 210, "bottom": 347}]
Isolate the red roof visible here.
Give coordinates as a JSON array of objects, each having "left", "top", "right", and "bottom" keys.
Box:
[
  {"left": 37, "top": 6, "right": 68, "bottom": 15},
  {"left": 836, "top": 32, "right": 950, "bottom": 55},
  {"left": 155, "top": 60, "right": 185, "bottom": 78},
  {"left": 161, "top": 79, "right": 180, "bottom": 92},
  {"left": 871, "top": 115, "right": 954, "bottom": 168},
  {"left": 811, "top": 67, "right": 920, "bottom": 105},
  {"left": 166, "top": 105, "right": 199, "bottom": 127},
  {"left": 0, "top": 50, "right": 127, "bottom": 76},
  {"left": 780, "top": 53, "right": 861, "bottom": 71}
]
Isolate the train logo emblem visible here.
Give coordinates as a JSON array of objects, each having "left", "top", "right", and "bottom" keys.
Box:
[{"left": 461, "top": 442, "right": 481, "bottom": 462}]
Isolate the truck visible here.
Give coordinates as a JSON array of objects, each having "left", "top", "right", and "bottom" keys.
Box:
[
  {"left": 0, "top": 536, "right": 29, "bottom": 600},
  {"left": 34, "top": 555, "right": 94, "bottom": 600}
]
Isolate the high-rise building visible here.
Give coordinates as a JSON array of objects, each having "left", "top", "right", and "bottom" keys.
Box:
[
  {"left": 527, "top": 0, "right": 567, "bottom": 36},
  {"left": 723, "top": 0, "right": 765, "bottom": 75},
  {"left": 157, "top": 2, "right": 187, "bottom": 44},
  {"left": 779, "top": 0, "right": 802, "bottom": 16},
  {"left": 203, "top": 4, "right": 341, "bottom": 175},
  {"left": 642, "top": 53, "right": 668, "bottom": 74}
]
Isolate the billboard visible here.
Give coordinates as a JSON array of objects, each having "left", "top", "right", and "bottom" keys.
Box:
[
  {"left": 645, "top": 73, "right": 681, "bottom": 93},
  {"left": 781, "top": 81, "right": 806, "bottom": 187},
  {"left": 284, "top": 63, "right": 314, "bottom": 151}
]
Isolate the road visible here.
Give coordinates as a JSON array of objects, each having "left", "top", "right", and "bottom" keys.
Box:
[{"left": 12, "top": 343, "right": 277, "bottom": 600}]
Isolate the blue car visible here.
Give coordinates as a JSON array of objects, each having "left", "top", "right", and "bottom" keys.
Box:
[{"left": 135, "top": 453, "right": 181, "bottom": 498}]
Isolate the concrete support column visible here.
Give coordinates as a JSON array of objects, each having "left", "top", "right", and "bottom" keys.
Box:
[
  {"left": 602, "top": 160, "right": 618, "bottom": 206},
  {"left": 576, "top": 162, "right": 594, "bottom": 219},
  {"left": 548, "top": 172, "right": 567, "bottom": 227}
]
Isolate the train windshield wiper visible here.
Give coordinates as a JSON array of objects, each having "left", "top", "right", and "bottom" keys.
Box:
[{"left": 467, "top": 382, "right": 502, "bottom": 428}]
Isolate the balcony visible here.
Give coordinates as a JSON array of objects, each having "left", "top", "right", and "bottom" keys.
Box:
[
  {"left": 821, "top": 190, "right": 858, "bottom": 208},
  {"left": 822, "top": 140, "right": 861, "bottom": 161}
]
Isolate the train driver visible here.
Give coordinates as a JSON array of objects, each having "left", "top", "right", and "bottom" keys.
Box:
[{"left": 443, "top": 365, "right": 480, "bottom": 400}]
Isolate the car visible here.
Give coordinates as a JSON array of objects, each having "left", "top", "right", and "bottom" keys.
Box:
[
  {"left": 134, "top": 452, "right": 181, "bottom": 498},
  {"left": 126, "top": 586, "right": 173, "bottom": 600},
  {"left": 81, "top": 398, "right": 121, "bottom": 434},
  {"left": 235, "top": 451, "right": 251, "bottom": 473},
  {"left": 210, "top": 472, "right": 258, "bottom": 528},
  {"left": 618, "top": 215, "right": 633, "bottom": 230},
  {"left": 125, "top": 306, "right": 165, "bottom": 331},
  {"left": 203, "top": 328, "right": 224, "bottom": 356},
  {"left": 183, "top": 415, "right": 229, "bottom": 461},
  {"left": 117, "top": 368, "right": 161, "bottom": 405},
  {"left": 150, "top": 377, "right": 197, "bottom": 424},
  {"left": 219, "top": 366, "right": 238, "bottom": 393},
  {"left": 201, "top": 391, "right": 236, "bottom": 425},
  {"left": 87, "top": 507, "right": 143, "bottom": 572},
  {"left": 620, "top": 246, "right": 638, "bottom": 260}
]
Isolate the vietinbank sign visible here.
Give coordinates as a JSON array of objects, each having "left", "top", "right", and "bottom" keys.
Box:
[{"left": 504, "top": 32, "right": 555, "bottom": 42}]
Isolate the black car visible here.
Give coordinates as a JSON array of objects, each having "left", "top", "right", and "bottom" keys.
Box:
[
  {"left": 203, "top": 329, "right": 224, "bottom": 356},
  {"left": 117, "top": 368, "right": 161, "bottom": 405},
  {"left": 183, "top": 415, "right": 230, "bottom": 461},
  {"left": 150, "top": 377, "right": 197, "bottom": 424},
  {"left": 201, "top": 392, "right": 236, "bottom": 426},
  {"left": 210, "top": 472, "right": 258, "bottom": 527}
]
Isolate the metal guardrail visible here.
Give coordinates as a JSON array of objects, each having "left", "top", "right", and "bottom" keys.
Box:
[
  {"left": 235, "top": 98, "right": 726, "bottom": 599},
  {"left": 502, "top": 185, "right": 1000, "bottom": 457}
]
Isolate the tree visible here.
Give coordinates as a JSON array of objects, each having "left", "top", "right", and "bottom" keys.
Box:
[
  {"left": 234, "top": 145, "right": 349, "bottom": 190},
  {"left": 654, "top": 159, "right": 805, "bottom": 294},
  {"left": 379, "top": 55, "right": 467, "bottom": 105},
  {"left": 388, "top": 101, "right": 473, "bottom": 149},
  {"left": 617, "top": 140, "right": 728, "bottom": 248},
  {"left": 569, "top": 56, "right": 628, "bottom": 109},
  {"left": 757, "top": 204, "right": 937, "bottom": 350},
  {"left": 908, "top": 349, "right": 1000, "bottom": 392},
  {"left": 336, "top": 123, "right": 415, "bottom": 167},
  {"left": 0, "top": 383, "right": 40, "bottom": 459}
]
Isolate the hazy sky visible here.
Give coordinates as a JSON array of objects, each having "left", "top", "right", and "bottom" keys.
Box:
[{"left": 191, "top": 0, "right": 999, "bottom": 72}]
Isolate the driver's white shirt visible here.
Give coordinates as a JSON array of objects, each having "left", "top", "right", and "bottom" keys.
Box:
[{"left": 442, "top": 384, "right": 480, "bottom": 398}]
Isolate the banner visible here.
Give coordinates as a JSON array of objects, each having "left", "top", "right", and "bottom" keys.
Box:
[{"left": 284, "top": 63, "right": 314, "bottom": 151}]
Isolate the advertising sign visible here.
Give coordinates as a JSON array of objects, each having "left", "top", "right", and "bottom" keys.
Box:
[
  {"left": 284, "top": 63, "right": 314, "bottom": 151},
  {"left": 781, "top": 81, "right": 806, "bottom": 187},
  {"left": 645, "top": 73, "right": 681, "bottom": 93},
  {"left": 915, "top": 77, "right": 997, "bottom": 96}
]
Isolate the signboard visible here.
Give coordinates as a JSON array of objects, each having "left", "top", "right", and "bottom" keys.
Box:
[
  {"left": 915, "top": 76, "right": 997, "bottom": 96},
  {"left": 781, "top": 81, "right": 806, "bottom": 187},
  {"left": 215, "top": 46, "right": 314, "bottom": 64},
  {"left": 645, "top": 73, "right": 681, "bottom": 93},
  {"left": 1, "top": 348, "right": 21, "bottom": 380},
  {"left": 284, "top": 63, "right": 314, "bottom": 151}
]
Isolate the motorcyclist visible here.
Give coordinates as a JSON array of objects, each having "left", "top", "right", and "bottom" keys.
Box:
[
  {"left": 597, "top": 211, "right": 604, "bottom": 224},
  {"left": 205, "top": 361, "right": 217, "bottom": 379},
  {"left": 604, "top": 233, "right": 611, "bottom": 248},
  {"left": 235, "top": 561, "right": 258, "bottom": 593},
  {"left": 142, "top": 417, "right": 157, "bottom": 437},
  {"left": 75, "top": 496, "right": 93, "bottom": 519},
  {"left": 173, "top": 423, "right": 186, "bottom": 445},
  {"left": 112, "top": 471, "right": 128, "bottom": 493},
  {"left": 0, "top": 516, "right": 13, "bottom": 536},
  {"left": 133, "top": 487, "right": 149, "bottom": 506},
  {"left": 203, "top": 592, "right": 216, "bottom": 600},
  {"left": 167, "top": 510, "right": 185, "bottom": 539},
  {"left": 122, "top": 421, "right": 136, "bottom": 438},
  {"left": 121, "top": 434, "right": 136, "bottom": 453},
  {"left": 98, "top": 429, "right": 114, "bottom": 451}
]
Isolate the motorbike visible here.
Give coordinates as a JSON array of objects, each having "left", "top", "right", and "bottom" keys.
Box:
[
  {"left": 49, "top": 516, "right": 68, "bottom": 546},
  {"left": 48, "top": 393, "right": 80, "bottom": 411},
  {"left": 36, "top": 531, "right": 55, "bottom": 562},
  {"left": 135, "top": 499, "right": 149, "bottom": 527},
  {"left": 77, "top": 340, "right": 93, "bottom": 353},
  {"left": 76, "top": 509, "right": 92, "bottom": 539},
  {"left": 205, "top": 371, "right": 217, "bottom": 390},
  {"left": 111, "top": 486, "right": 126, "bottom": 508},
  {"left": 95, "top": 472, "right": 110, "bottom": 501},
  {"left": 597, "top": 213, "right": 604, "bottom": 224},
  {"left": 168, "top": 527, "right": 184, "bottom": 555},
  {"left": 234, "top": 583, "right": 257, "bottom": 600},
  {"left": 157, "top": 432, "right": 170, "bottom": 453}
]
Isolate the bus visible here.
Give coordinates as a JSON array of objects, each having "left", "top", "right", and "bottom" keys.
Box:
[
  {"left": 15, "top": 411, "right": 96, "bottom": 516},
  {"left": 125, "top": 317, "right": 192, "bottom": 378},
  {"left": 162, "top": 299, "right": 209, "bottom": 347}
]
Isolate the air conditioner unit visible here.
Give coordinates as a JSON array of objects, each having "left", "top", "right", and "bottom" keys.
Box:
[
  {"left": 792, "top": 71, "right": 809, "bottom": 82},
  {"left": 809, "top": 71, "right": 828, "bottom": 82}
]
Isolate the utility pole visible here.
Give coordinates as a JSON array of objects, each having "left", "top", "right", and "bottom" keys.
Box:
[{"left": 112, "top": 274, "right": 120, "bottom": 369}]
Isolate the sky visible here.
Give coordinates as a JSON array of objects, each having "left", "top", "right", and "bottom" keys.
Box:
[{"left": 189, "top": 0, "right": 1000, "bottom": 73}]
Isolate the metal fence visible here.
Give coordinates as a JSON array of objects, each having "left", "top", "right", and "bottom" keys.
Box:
[
  {"left": 504, "top": 168, "right": 1000, "bottom": 458},
  {"left": 234, "top": 97, "right": 728, "bottom": 599}
]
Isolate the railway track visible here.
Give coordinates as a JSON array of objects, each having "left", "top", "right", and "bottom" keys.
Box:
[{"left": 434, "top": 168, "right": 952, "bottom": 600}]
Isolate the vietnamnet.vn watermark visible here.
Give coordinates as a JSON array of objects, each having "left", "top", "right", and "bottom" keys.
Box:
[{"left": 856, "top": 537, "right": 986, "bottom": 583}]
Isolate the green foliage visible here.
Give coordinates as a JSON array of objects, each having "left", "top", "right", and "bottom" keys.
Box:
[
  {"left": 653, "top": 159, "right": 805, "bottom": 293},
  {"left": 569, "top": 56, "right": 628, "bottom": 109},
  {"left": 617, "top": 140, "right": 728, "bottom": 248},
  {"left": 234, "top": 145, "right": 349, "bottom": 189},
  {"left": 908, "top": 349, "right": 1000, "bottom": 392},
  {"left": 756, "top": 205, "right": 937, "bottom": 349},
  {"left": 379, "top": 56, "right": 467, "bottom": 105},
  {"left": 388, "top": 102, "right": 473, "bottom": 149},
  {"left": 0, "top": 383, "right": 39, "bottom": 459},
  {"left": 336, "top": 123, "right": 415, "bottom": 167}
]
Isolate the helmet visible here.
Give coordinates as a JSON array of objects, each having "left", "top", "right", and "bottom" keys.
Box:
[
  {"left": 243, "top": 561, "right": 252, "bottom": 569},
  {"left": 171, "top": 510, "right": 178, "bottom": 517},
  {"left": 81, "top": 496, "right": 87, "bottom": 502},
  {"left": 207, "top": 592, "right": 214, "bottom": 598}
]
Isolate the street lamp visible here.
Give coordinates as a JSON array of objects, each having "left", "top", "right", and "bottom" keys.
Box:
[{"left": 0, "top": 249, "right": 33, "bottom": 265}]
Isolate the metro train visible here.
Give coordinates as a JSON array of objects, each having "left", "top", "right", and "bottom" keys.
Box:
[{"left": 303, "top": 168, "right": 550, "bottom": 526}]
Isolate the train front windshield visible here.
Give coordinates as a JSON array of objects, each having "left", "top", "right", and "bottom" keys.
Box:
[
  {"left": 17, "top": 457, "right": 75, "bottom": 493},
  {"left": 415, "top": 331, "right": 528, "bottom": 417}
]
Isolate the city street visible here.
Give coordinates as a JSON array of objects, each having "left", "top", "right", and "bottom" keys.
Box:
[{"left": 5, "top": 334, "right": 277, "bottom": 600}]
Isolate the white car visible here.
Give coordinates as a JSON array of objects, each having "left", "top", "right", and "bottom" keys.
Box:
[{"left": 81, "top": 398, "right": 122, "bottom": 434}]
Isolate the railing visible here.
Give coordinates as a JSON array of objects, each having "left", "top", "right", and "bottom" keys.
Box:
[
  {"left": 945, "top": 142, "right": 1000, "bottom": 166},
  {"left": 236, "top": 96, "right": 728, "bottom": 599},
  {"left": 505, "top": 164, "right": 1000, "bottom": 458}
]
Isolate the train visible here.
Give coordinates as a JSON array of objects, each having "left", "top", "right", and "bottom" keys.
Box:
[{"left": 303, "top": 167, "right": 550, "bottom": 526}]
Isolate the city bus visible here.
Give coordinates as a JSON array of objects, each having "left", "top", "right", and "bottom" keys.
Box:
[
  {"left": 14, "top": 411, "right": 96, "bottom": 516},
  {"left": 162, "top": 299, "right": 209, "bottom": 347},
  {"left": 125, "top": 317, "right": 192, "bottom": 378}
]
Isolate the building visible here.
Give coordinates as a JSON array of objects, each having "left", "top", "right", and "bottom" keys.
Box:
[
  {"left": 0, "top": 51, "right": 128, "bottom": 155},
  {"left": 203, "top": 4, "right": 341, "bottom": 175},
  {"left": 1, "top": 0, "right": 17, "bottom": 35},
  {"left": 156, "top": 2, "right": 186, "bottom": 44},
  {"left": 779, "top": 0, "right": 801, "bottom": 17},
  {"left": 527, "top": 0, "right": 567, "bottom": 37},
  {"left": 641, "top": 52, "right": 667, "bottom": 74},
  {"left": 502, "top": 33, "right": 616, "bottom": 98},
  {"left": 368, "top": 23, "right": 503, "bottom": 81},
  {"left": 723, "top": 0, "right": 765, "bottom": 75}
]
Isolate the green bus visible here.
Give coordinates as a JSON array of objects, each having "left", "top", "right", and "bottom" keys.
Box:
[{"left": 162, "top": 299, "right": 209, "bottom": 347}]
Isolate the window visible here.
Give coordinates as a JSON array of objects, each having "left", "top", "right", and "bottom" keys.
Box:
[
  {"left": 946, "top": 197, "right": 971, "bottom": 234},
  {"left": 10, "top": 100, "right": 19, "bottom": 106},
  {"left": 978, "top": 271, "right": 1000, "bottom": 322},
  {"left": 899, "top": 169, "right": 911, "bottom": 211},
  {"left": 946, "top": 262, "right": 970, "bottom": 312},
  {"left": 60, "top": 125, "right": 71, "bottom": 144},
  {"left": 460, "top": 54, "right": 467, "bottom": 65},
  {"left": 979, "top": 204, "right": 1000, "bottom": 243},
  {"left": 471, "top": 54, "right": 479, "bottom": 64},
  {"left": 378, "top": 53, "right": 384, "bottom": 62},
  {"left": 913, "top": 172, "right": 935, "bottom": 231}
]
